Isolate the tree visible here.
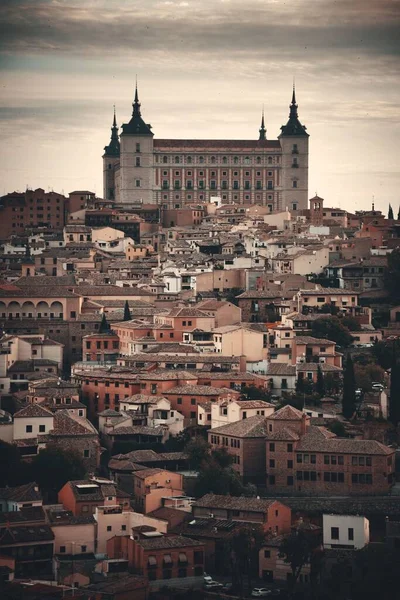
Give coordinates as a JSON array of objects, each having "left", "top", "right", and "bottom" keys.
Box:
[
  {"left": 371, "top": 340, "right": 394, "bottom": 370},
  {"left": 326, "top": 420, "right": 348, "bottom": 437},
  {"left": 384, "top": 247, "right": 400, "bottom": 301},
  {"left": 279, "top": 529, "right": 321, "bottom": 596},
  {"left": 316, "top": 365, "right": 325, "bottom": 398},
  {"left": 389, "top": 341, "right": 400, "bottom": 426},
  {"left": 0, "top": 440, "right": 26, "bottom": 486},
  {"left": 211, "top": 446, "right": 234, "bottom": 468},
  {"left": 99, "top": 312, "right": 110, "bottom": 334},
  {"left": 230, "top": 525, "right": 265, "bottom": 596},
  {"left": 341, "top": 315, "right": 361, "bottom": 331},
  {"left": 342, "top": 354, "right": 357, "bottom": 419},
  {"left": 123, "top": 300, "right": 131, "bottom": 321},
  {"left": 184, "top": 437, "right": 210, "bottom": 470},
  {"left": 241, "top": 385, "right": 271, "bottom": 401},
  {"left": 193, "top": 458, "right": 245, "bottom": 497},
  {"left": 388, "top": 204, "right": 394, "bottom": 220},
  {"left": 31, "top": 445, "right": 86, "bottom": 501},
  {"left": 351, "top": 544, "right": 400, "bottom": 600},
  {"left": 312, "top": 316, "right": 353, "bottom": 348}
]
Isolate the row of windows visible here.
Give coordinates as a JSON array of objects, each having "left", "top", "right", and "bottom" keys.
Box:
[
  {"left": 162, "top": 180, "right": 275, "bottom": 190},
  {"left": 158, "top": 155, "right": 278, "bottom": 165},
  {"left": 163, "top": 170, "right": 274, "bottom": 177},
  {"left": 86, "top": 340, "right": 119, "bottom": 350}
]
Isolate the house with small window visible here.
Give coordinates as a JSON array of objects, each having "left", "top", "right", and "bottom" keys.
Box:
[
  {"left": 211, "top": 399, "right": 274, "bottom": 429},
  {"left": 323, "top": 514, "right": 369, "bottom": 550}
]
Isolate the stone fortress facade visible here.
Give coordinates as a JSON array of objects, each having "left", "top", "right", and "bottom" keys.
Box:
[{"left": 103, "top": 85, "right": 309, "bottom": 212}]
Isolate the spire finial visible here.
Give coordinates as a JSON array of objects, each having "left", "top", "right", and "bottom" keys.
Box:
[
  {"left": 113, "top": 104, "right": 117, "bottom": 128},
  {"left": 259, "top": 104, "right": 266, "bottom": 140},
  {"left": 372, "top": 195, "right": 375, "bottom": 212},
  {"left": 292, "top": 77, "right": 296, "bottom": 105}
]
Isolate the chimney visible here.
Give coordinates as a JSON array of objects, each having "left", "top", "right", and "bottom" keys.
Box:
[{"left": 300, "top": 412, "right": 308, "bottom": 436}]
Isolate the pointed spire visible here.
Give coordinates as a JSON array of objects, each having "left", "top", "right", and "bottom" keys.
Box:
[
  {"left": 132, "top": 77, "right": 141, "bottom": 117},
  {"left": 289, "top": 80, "right": 298, "bottom": 119},
  {"left": 292, "top": 78, "right": 296, "bottom": 105},
  {"left": 279, "top": 82, "right": 308, "bottom": 138},
  {"left": 104, "top": 106, "right": 120, "bottom": 156},
  {"left": 259, "top": 106, "right": 266, "bottom": 140}
]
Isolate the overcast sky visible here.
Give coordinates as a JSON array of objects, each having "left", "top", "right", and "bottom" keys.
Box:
[{"left": 1, "top": 0, "right": 400, "bottom": 213}]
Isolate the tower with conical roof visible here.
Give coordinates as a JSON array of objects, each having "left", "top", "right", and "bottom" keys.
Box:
[
  {"left": 102, "top": 106, "right": 120, "bottom": 201},
  {"left": 117, "top": 81, "right": 154, "bottom": 205},
  {"left": 278, "top": 84, "right": 309, "bottom": 212}
]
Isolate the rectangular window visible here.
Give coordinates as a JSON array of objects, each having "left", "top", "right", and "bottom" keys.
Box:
[
  {"left": 269, "top": 443, "right": 275, "bottom": 452},
  {"left": 287, "top": 475, "right": 294, "bottom": 486},
  {"left": 287, "top": 444, "right": 293, "bottom": 452},
  {"left": 39, "top": 425, "right": 45, "bottom": 433},
  {"left": 331, "top": 527, "right": 339, "bottom": 540},
  {"left": 269, "top": 459, "right": 275, "bottom": 468},
  {"left": 287, "top": 460, "right": 293, "bottom": 469},
  {"left": 348, "top": 528, "right": 354, "bottom": 541},
  {"left": 26, "top": 425, "right": 33, "bottom": 433}
]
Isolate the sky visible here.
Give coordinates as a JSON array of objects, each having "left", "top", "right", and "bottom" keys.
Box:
[{"left": 1, "top": 0, "right": 400, "bottom": 214}]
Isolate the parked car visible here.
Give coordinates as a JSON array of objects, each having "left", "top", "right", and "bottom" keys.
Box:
[
  {"left": 204, "top": 581, "right": 224, "bottom": 590},
  {"left": 203, "top": 573, "right": 213, "bottom": 583},
  {"left": 251, "top": 588, "right": 272, "bottom": 597},
  {"left": 372, "top": 382, "right": 384, "bottom": 390}
]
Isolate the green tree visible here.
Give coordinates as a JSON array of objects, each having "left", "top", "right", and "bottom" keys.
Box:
[
  {"left": 388, "top": 204, "right": 394, "bottom": 220},
  {"left": 384, "top": 247, "right": 400, "bottom": 301},
  {"left": 341, "top": 315, "right": 361, "bottom": 331},
  {"left": 99, "top": 312, "right": 110, "bottom": 334},
  {"left": 241, "top": 385, "right": 271, "bottom": 401},
  {"left": 327, "top": 420, "right": 348, "bottom": 437},
  {"left": 230, "top": 525, "right": 265, "bottom": 596},
  {"left": 351, "top": 544, "right": 400, "bottom": 600},
  {"left": 389, "top": 341, "right": 400, "bottom": 426},
  {"left": 279, "top": 529, "right": 321, "bottom": 597},
  {"left": 312, "top": 316, "right": 353, "bottom": 348},
  {"left": 343, "top": 354, "right": 357, "bottom": 419},
  {"left": 123, "top": 300, "right": 131, "bottom": 321},
  {"left": 211, "top": 446, "right": 234, "bottom": 468},
  {"left": 184, "top": 437, "right": 210, "bottom": 470},
  {"left": 316, "top": 365, "right": 325, "bottom": 398},
  {"left": 371, "top": 340, "right": 394, "bottom": 370},
  {"left": 193, "top": 458, "right": 245, "bottom": 497},
  {"left": 31, "top": 444, "right": 86, "bottom": 501},
  {"left": 0, "top": 440, "right": 26, "bottom": 486}
]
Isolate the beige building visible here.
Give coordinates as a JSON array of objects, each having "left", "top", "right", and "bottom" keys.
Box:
[
  {"left": 94, "top": 504, "right": 168, "bottom": 555},
  {"left": 212, "top": 324, "right": 268, "bottom": 363},
  {"left": 211, "top": 399, "right": 275, "bottom": 429},
  {"left": 295, "top": 287, "right": 359, "bottom": 311},
  {"left": 104, "top": 85, "right": 309, "bottom": 211},
  {"left": 13, "top": 404, "right": 54, "bottom": 441}
]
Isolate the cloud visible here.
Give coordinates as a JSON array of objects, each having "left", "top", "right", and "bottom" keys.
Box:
[{"left": 0, "top": 0, "right": 399, "bottom": 60}]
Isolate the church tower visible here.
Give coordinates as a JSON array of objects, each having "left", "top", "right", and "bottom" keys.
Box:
[
  {"left": 102, "top": 107, "right": 120, "bottom": 201},
  {"left": 278, "top": 85, "right": 309, "bottom": 212},
  {"left": 118, "top": 82, "right": 154, "bottom": 205}
]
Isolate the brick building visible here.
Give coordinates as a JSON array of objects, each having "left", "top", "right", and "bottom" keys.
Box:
[
  {"left": 106, "top": 532, "right": 205, "bottom": 583},
  {"left": 209, "top": 415, "right": 269, "bottom": 483},
  {"left": 192, "top": 494, "right": 291, "bottom": 535},
  {"left": 58, "top": 479, "right": 130, "bottom": 516},
  {"left": 82, "top": 332, "right": 120, "bottom": 363},
  {"left": 265, "top": 405, "right": 395, "bottom": 495},
  {"left": 0, "top": 188, "right": 66, "bottom": 240}
]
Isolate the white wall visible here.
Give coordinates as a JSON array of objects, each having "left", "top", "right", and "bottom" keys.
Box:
[
  {"left": 94, "top": 507, "right": 168, "bottom": 554},
  {"left": 13, "top": 415, "right": 54, "bottom": 440},
  {"left": 323, "top": 514, "right": 369, "bottom": 550}
]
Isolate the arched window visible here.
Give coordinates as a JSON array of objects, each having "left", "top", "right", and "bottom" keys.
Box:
[
  {"left": 234, "top": 156, "right": 239, "bottom": 164},
  {"left": 187, "top": 156, "right": 192, "bottom": 164},
  {"left": 268, "top": 156, "right": 273, "bottom": 165},
  {"left": 211, "top": 156, "right": 216, "bottom": 164},
  {"left": 256, "top": 156, "right": 261, "bottom": 164},
  {"left": 199, "top": 156, "right": 204, "bottom": 164},
  {"left": 244, "top": 156, "right": 250, "bottom": 165},
  {"left": 222, "top": 156, "right": 227, "bottom": 164},
  {"left": 174, "top": 156, "right": 180, "bottom": 164},
  {"left": 163, "top": 156, "right": 168, "bottom": 164}
]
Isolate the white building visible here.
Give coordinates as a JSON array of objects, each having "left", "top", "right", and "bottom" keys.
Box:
[
  {"left": 323, "top": 514, "right": 370, "bottom": 550},
  {"left": 211, "top": 398, "right": 274, "bottom": 430}
]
